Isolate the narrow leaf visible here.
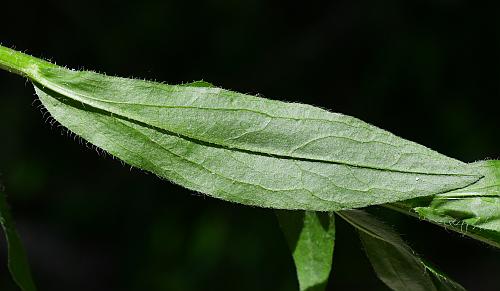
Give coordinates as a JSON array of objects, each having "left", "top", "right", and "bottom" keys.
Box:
[
  {"left": 276, "top": 211, "right": 335, "bottom": 291},
  {"left": 0, "top": 187, "right": 37, "bottom": 291},
  {"left": 392, "top": 160, "right": 500, "bottom": 248},
  {"left": 0, "top": 45, "right": 483, "bottom": 211},
  {"left": 338, "top": 210, "right": 465, "bottom": 291}
]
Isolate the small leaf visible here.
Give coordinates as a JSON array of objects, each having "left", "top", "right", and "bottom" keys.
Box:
[
  {"left": 392, "top": 160, "right": 500, "bottom": 248},
  {"left": 436, "top": 160, "right": 500, "bottom": 197},
  {"left": 338, "top": 210, "right": 465, "bottom": 291},
  {"left": 0, "top": 45, "right": 484, "bottom": 211},
  {"left": 276, "top": 211, "right": 335, "bottom": 291},
  {"left": 0, "top": 187, "right": 37, "bottom": 291}
]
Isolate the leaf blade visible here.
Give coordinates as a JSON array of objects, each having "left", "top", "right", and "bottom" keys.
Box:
[
  {"left": 34, "top": 84, "right": 481, "bottom": 211},
  {"left": 32, "top": 66, "right": 480, "bottom": 177},
  {"left": 0, "top": 46, "right": 486, "bottom": 211},
  {"left": 338, "top": 210, "right": 465, "bottom": 291},
  {"left": 276, "top": 211, "right": 335, "bottom": 291},
  {"left": 0, "top": 188, "right": 37, "bottom": 291},
  {"left": 392, "top": 160, "right": 500, "bottom": 248}
]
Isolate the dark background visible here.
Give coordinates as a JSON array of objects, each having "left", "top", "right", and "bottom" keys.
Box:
[{"left": 0, "top": 0, "right": 499, "bottom": 290}]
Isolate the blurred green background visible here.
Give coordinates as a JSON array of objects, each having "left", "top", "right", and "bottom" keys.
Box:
[{"left": 0, "top": 0, "right": 499, "bottom": 290}]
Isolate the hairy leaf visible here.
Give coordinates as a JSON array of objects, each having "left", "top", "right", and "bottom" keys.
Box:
[
  {"left": 338, "top": 210, "right": 465, "bottom": 291},
  {"left": 0, "top": 188, "right": 37, "bottom": 291},
  {"left": 392, "top": 160, "right": 500, "bottom": 248},
  {"left": 0, "top": 45, "right": 483, "bottom": 211},
  {"left": 276, "top": 211, "right": 335, "bottom": 291}
]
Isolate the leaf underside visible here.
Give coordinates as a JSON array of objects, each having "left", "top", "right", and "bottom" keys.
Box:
[{"left": 31, "top": 65, "right": 483, "bottom": 211}]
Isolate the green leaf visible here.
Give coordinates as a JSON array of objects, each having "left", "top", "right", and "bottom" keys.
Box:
[
  {"left": 276, "top": 211, "right": 335, "bottom": 291},
  {"left": 392, "top": 160, "right": 500, "bottom": 248},
  {"left": 0, "top": 45, "right": 483, "bottom": 211},
  {"left": 0, "top": 187, "right": 37, "bottom": 291},
  {"left": 338, "top": 210, "right": 465, "bottom": 291},
  {"left": 442, "top": 160, "right": 500, "bottom": 197}
]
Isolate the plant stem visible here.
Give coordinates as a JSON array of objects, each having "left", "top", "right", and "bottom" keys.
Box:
[{"left": 0, "top": 45, "right": 54, "bottom": 78}]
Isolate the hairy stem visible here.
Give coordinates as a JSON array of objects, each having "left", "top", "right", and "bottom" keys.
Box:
[{"left": 0, "top": 45, "right": 53, "bottom": 77}]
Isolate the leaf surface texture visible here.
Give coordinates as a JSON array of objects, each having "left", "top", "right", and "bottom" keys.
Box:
[{"left": 27, "top": 64, "right": 482, "bottom": 211}]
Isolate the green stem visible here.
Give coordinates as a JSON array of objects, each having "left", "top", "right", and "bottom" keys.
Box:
[{"left": 0, "top": 45, "right": 54, "bottom": 78}]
